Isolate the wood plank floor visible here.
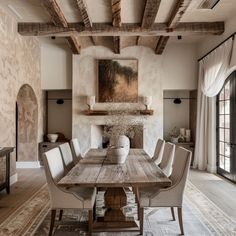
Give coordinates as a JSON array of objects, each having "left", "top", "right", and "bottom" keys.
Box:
[
  {"left": 0, "top": 168, "right": 46, "bottom": 224},
  {"left": 0, "top": 168, "right": 236, "bottom": 225}
]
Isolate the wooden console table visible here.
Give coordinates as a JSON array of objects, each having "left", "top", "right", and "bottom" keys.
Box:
[{"left": 0, "top": 147, "right": 14, "bottom": 194}]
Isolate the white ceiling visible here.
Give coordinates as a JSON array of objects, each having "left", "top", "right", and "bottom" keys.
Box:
[{"left": 0, "top": 0, "right": 235, "bottom": 45}]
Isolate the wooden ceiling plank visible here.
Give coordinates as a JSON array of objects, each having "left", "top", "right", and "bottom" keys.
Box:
[
  {"left": 111, "top": 0, "right": 121, "bottom": 54},
  {"left": 42, "top": 0, "right": 68, "bottom": 27},
  {"left": 155, "top": 36, "right": 169, "bottom": 54},
  {"left": 66, "top": 35, "right": 81, "bottom": 54},
  {"left": 18, "top": 22, "right": 224, "bottom": 37}
]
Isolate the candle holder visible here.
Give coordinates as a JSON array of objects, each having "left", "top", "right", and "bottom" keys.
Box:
[
  {"left": 87, "top": 96, "right": 95, "bottom": 110},
  {"left": 143, "top": 96, "right": 152, "bottom": 110}
]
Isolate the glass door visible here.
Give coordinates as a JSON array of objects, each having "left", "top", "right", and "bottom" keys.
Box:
[{"left": 217, "top": 71, "right": 236, "bottom": 183}]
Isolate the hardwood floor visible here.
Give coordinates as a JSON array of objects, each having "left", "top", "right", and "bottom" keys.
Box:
[
  {"left": 0, "top": 168, "right": 236, "bottom": 225},
  {"left": 0, "top": 168, "right": 46, "bottom": 224}
]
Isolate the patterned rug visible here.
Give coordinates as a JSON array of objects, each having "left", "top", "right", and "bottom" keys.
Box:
[{"left": 0, "top": 182, "right": 236, "bottom": 236}]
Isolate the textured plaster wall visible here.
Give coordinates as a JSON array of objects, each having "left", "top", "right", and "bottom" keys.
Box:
[
  {"left": 0, "top": 7, "right": 45, "bottom": 182},
  {"left": 73, "top": 46, "right": 164, "bottom": 156}
]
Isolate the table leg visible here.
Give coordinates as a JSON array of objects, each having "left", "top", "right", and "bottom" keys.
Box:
[{"left": 6, "top": 153, "right": 10, "bottom": 194}]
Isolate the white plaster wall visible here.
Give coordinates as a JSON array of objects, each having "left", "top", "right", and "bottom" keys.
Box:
[
  {"left": 41, "top": 43, "right": 72, "bottom": 90},
  {"left": 163, "top": 43, "right": 198, "bottom": 90},
  {"left": 72, "top": 45, "right": 198, "bottom": 156},
  {"left": 0, "top": 7, "right": 45, "bottom": 180}
]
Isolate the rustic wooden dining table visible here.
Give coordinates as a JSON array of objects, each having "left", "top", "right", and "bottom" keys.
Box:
[{"left": 58, "top": 148, "right": 171, "bottom": 232}]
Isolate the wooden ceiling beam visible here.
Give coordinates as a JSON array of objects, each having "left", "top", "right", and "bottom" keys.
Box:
[
  {"left": 168, "top": 0, "right": 193, "bottom": 29},
  {"left": 66, "top": 35, "right": 81, "bottom": 54},
  {"left": 42, "top": 0, "right": 68, "bottom": 27},
  {"left": 155, "top": 36, "right": 169, "bottom": 54},
  {"left": 111, "top": 0, "right": 121, "bottom": 54},
  {"left": 42, "top": 0, "right": 81, "bottom": 54},
  {"left": 155, "top": 0, "right": 192, "bottom": 54},
  {"left": 142, "top": 0, "right": 161, "bottom": 28},
  {"left": 18, "top": 22, "right": 224, "bottom": 36},
  {"left": 74, "top": 0, "right": 92, "bottom": 28}
]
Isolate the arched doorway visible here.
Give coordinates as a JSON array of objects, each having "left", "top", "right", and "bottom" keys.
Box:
[
  {"left": 217, "top": 71, "right": 236, "bottom": 183},
  {"left": 16, "top": 84, "right": 38, "bottom": 163}
]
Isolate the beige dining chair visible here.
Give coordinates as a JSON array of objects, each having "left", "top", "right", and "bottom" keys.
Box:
[
  {"left": 152, "top": 139, "right": 165, "bottom": 165},
  {"left": 138, "top": 147, "right": 192, "bottom": 235},
  {"left": 159, "top": 142, "right": 176, "bottom": 177},
  {"left": 43, "top": 147, "right": 96, "bottom": 236},
  {"left": 70, "top": 138, "right": 82, "bottom": 163},
  {"left": 59, "top": 142, "right": 75, "bottom": 173}
]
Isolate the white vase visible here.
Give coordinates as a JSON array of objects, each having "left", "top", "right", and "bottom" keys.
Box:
[{"left": 107, "top": 146, "right": 128, "bottom": 164}]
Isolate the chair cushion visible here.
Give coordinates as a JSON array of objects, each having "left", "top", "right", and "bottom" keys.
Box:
[{"left": 67, "top": 186, "right": 96, "bottom": 209}]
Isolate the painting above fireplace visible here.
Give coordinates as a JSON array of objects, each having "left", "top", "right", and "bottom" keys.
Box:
[{"left": 98, "top": 59, "right": 138, "bottom": 103}]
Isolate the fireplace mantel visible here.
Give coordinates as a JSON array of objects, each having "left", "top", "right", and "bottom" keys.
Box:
[{"left": 84, "top": 109, "right": 154, "bottom": 116}]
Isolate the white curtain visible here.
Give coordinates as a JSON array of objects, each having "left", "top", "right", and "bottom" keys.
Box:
[{"left": 194, "top": 39, "right": 233, "bottom": 172}]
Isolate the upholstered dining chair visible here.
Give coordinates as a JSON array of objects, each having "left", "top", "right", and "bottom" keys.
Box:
[
  {"left": 159, "top": 142, "right": 176, "bottom": 177},
  {"left": 59, "top": 142, "right": 75, "bottom": 173},
  {"left": 43, "top": 147, "right": 96, "bottom": 236},
  {"left": 138, "top": 147, "right": 192, "bottom": 235},
  {"left": 152, "top": 139, "right": 165, "bottom": 165},
  {"left": 70, "top": 138, "right": 82, "bottom": 163}
]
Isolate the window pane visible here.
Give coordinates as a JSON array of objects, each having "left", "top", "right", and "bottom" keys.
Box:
[
  {"left": 225, "top": 157, "right": 230, "bottom": 172},
  {"left": 219, "top": 142, "right": 224, "bottom": 155},
  {"left": 219, "top": 89, "right": 225, "bottom": 100},
  {"left": 219, "top": 155, "right": 224, "bottom": 169},
  {"left": 225, "top": 129, "right": 230, "bottom": 143},
  {"left": 225, "top": 100, "right": 230, "bottom": 114},
  {"left": 219, "top": 128, "right": 224, "bottom": 141},
  {"left": 225, "top": 81, "right": 230, "bottom": 99},
  {"left": 225, "top": 115, "right": 230, "bottom": 128},
  {"left": 225, "top": 143, "right": 230, "bottom": 157},
  {"left": 219, "top": 115, "right": 225, "bottom": 127},
  {"left": 219, "top": 101, "right": 225, "bottom": 114}
]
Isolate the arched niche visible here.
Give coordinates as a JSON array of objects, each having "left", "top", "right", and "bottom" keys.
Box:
[{"left": 16, "top": 84, "right": 38, "bottom": 162}]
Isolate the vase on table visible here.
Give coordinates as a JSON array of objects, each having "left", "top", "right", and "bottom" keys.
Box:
[{"left": 107, "top": 135, "right": 130, "bottom": 164}]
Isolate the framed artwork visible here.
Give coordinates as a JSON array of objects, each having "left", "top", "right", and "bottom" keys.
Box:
[{"left": 98, "top": 59, "right": 138, "bottom": 102}]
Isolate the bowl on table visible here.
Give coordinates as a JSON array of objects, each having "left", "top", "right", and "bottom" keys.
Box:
[{"left": 47, "top": 134, "right": 58, "bottom": 143}]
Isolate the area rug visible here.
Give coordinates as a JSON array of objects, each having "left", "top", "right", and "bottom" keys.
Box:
[{"left": 0, "top": 182, "right": 236, "bottom": 236}]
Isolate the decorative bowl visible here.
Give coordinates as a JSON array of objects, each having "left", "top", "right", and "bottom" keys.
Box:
[{"left": 47, "top": 134, "right": 58, "bottom": 143}]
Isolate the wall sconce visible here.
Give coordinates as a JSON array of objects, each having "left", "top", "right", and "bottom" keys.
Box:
[
  {"left": 143, "top": 96, "right": 152, "bottom": 110},
  {"left": 87, "top": 96, "right": 95, "bottom": 110}
]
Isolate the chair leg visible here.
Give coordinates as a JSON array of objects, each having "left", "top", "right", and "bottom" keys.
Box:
[
  {"left": 88, "top": 209, "right": 93, "bottom": 236},
  {"left": 49, "top": 209, "right": 56, "bottom": 236},
  {"left": 59, "top": 209, "right": 63, "bottom": 221},
  {"left": 139, "top": 207, "right": 144, "bottom": 235},
  {"left": 171, "top": 207, "right": 175, "bottom": 221},
  {"left": 177, "top": 207, "right": 184, "bottom": 235}
]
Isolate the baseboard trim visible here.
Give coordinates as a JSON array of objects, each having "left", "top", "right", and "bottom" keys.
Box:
[
  {"left": 16, "top": 161, "right": 41, "bottom": 169},
  {"left": 10, "top": 173, "right": 18, "bottom": 185}
]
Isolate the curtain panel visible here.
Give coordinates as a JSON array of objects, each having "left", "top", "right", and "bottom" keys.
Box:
[{"left": 194, "top": 39, "right": 233, "bottom": 173}]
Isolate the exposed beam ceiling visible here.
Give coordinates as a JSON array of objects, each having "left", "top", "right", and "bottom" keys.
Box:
[
  {"left": 42, "top": 0, "right": 80, "bottom": 54},
  {"left": 155, "top": 0, "right": 193, "bottom": 54},
  {"left": 18, "top": 22, "right": 224, "bottom": 37},
  {"left": 111, "top": 0, "right": 121, "bottom": 54}
]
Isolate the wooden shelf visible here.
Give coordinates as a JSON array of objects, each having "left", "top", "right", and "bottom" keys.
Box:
[{"left": 84, "top": 109, "right": 154, "bottom": 116}]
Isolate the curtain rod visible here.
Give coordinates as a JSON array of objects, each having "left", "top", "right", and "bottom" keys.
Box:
[{"left": 198, "top": 32, "right": 236, "bottom": 62}]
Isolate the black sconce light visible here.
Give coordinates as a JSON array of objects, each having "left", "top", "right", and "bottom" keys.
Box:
[
  {"left": 173, "top": 98, "right": 182, "bottom": 104},
  {"left": 56, "top": 99, "right": 64, "bottom": 105}
]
